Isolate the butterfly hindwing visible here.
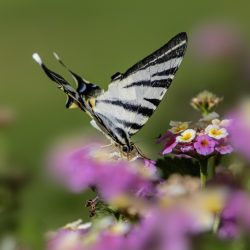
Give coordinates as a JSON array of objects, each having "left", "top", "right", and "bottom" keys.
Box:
[{"left": 32, "top": 53, "right": 102, "bottom": 111}]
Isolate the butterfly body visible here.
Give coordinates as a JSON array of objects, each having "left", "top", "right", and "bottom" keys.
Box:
[{"left": 33, "top": 32, "right": 188, "bottom": 160}]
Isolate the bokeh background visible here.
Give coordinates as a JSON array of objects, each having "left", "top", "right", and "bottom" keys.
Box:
[{"left": 0, "top": 0, "right": 250, "bottom": 249}]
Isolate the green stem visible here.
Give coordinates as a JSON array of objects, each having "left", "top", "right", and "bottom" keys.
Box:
[
  {"left": 199, "top": 158, "right": 208, "bottom": 188},
  {"left": 212, "top": 213, "right": 221, "bottom": 234}
]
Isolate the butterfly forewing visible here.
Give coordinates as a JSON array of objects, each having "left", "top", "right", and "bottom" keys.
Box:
[{"left": 93, "top": 32, "right": 188, "bottom": 138}]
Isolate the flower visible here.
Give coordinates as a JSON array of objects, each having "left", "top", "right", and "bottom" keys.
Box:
[
  {"left": 212, "top": 118, "right": 231, "bottom": 127},
  {"left": 218, "top": 192, "right": 250, "bottom": 239},
  {"left": 228, "top": 99, "right": 250, "bottom": 161},
  {"left": 176, "top": 129, "right": 196, "bottom": 143},
  {"left": 169, "top": 121, "right": 190, "bottom": 134},
  {"left": 48, "top": 141, "right": 156, "bottom": 199},
  {"left": 160, "top": 132, "right": 178, "bottom": 155},
  {"left": 157, "top": 175, "right": 200, "bottom": 197},
  {"left": 190, "top": 91, "right": 223, "bottom": 115},
  {"left": 47, "top": 220, "right": 91, "bottom": 250},
  {"left": 192, "top": 22, "right": 243, "bottom": 60},
  {"left": 205, "top": 124, "right": 228, "bottom": 139},
  {"left": 215, "top": 139, "right": 233, "bottom": 155},
  {"left": 126, "top": 208, "right": 201, "bottom": 250},
  {"left": 194, "top": 135, "right": 216, "bottom": 156}
]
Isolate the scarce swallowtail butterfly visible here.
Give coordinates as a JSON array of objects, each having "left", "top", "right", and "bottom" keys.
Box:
[{"left": 32, "top": 32, "right": 188, "bottom": 160}]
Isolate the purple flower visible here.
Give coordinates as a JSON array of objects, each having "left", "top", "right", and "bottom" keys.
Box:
[
  {"left": 159, "top": 132, "right": 178, "bottom": 155},
  {"left": 48, "top": 141, "right": 155, "bottom": 200},
  {"left": 228, "top": 100, "right": 250, "bottom": 161},
  {"left": 90, "top": 232, "right": 125, "bottom": 250},
  {"left": 192, "top": 22, "right": 243, "bottom": 60},
  {"left": 47, "top": 220, "right": 90, "bottom": 250},
  {"left": 96, "top": 160, "right": 155, "bottom": 200},
  {"left": 218, "top": 191, "right": 250, "bottom": 239},
  {"left": 194, "top": 135, "right": 216, "bottom": 156},
  {"left": 48, "top": 143, "right": 104, "bottom": 192},
  {"left": 141, "top": 158, "right": 157, "bottom": 173},
  {"left": 215, "top": 143, "right": 233, "bottom": 155},
  {"left": 126, "top": 208, "right": 200, "bottom": 250},
  {"left": 180, "top": 144, "right": 194, "bottom": 153}
]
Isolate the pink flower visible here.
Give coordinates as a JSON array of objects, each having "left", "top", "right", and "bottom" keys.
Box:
[
  {"left": 126, "top": 208, "right": 201, "bottom": 250},
  {"left": 180, "top": 145, "right": 194, "bottom": 153},
  {"left": 215, "top": 145, "right": 233, "bottom": 155},
  {"left": 218, "top": 191, "right": 250, "bottom": 239},
  {"left": 228, "top": 100, "right": 250, "bottom": 161},
  {"left": 48, "top": 141, "right": 156, "bottom": 200},
  {"left": 192, "top": 22, "right": 243, "bottom": 60},
  {"left": 160, "top": 132, "right": 178, "bottom": 155},
  {"left": 194, "top": 135, "right": 216, "bottom": 156},
  {"left": 47, "top": 220, "right": 90, "bottom": 250}
]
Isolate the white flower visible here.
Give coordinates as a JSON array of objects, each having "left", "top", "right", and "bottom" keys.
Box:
[
  {"left": 212, "top": 119, "right": 231, "bottom": 127},
  {"left": 169, "top": 121, "right": 190, "bottom": 134},
  {"left": 205, "top": 124, "right": 228, "bottom": 139},
  {"left": 176, "top": 129, "right": 196, "bottom": 143}
]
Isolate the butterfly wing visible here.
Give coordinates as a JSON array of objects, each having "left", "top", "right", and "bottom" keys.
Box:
[
  {"left": 32, "top": 53, "right": 120, "bottom": 144},
  {"left": 93, "top": 32, "right": 188, "bottom": 139},
  {"left": 32, "top": 53, "right": 102, "bottom": 111}
]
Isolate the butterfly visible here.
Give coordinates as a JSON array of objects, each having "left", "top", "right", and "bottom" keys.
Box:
[{"left": 32, "top": 32, "right": 188, "bottom": 160}]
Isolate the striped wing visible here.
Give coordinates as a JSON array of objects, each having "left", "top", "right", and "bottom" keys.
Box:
[
  {"left": 93, "top": 32, "right": 188, "bottom": 140},
  {"left": 32, "top": 53, "right": 102, "bottom": 111}
]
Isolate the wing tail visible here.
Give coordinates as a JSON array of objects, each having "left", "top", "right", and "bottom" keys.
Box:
[
  {"left": 32, "top": 53, "right": 86, "bottom": 110},
  {"left": 53, "top": 52, "right": 102, "bottom": 98}
]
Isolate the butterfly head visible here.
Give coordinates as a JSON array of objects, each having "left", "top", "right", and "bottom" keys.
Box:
[
  {"left": 119, "top": 143, "right": 150, "bottom": 161},
  {"left": 118, "top": 143, "right": 137, "bottom": 160}
]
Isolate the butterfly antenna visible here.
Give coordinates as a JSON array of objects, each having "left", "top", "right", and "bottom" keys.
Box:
[
  {"left": 53, "top": 52, "right": 75, "bottom": 74},
  {"left": 53, "top": 52, "right": 67, "bottom": 68},
  {"left": 134, "top": 144, "right": 151, "bottom": 160},
  {"left": 52, "top": 52, "right": 94, "bottom": 101},
  {"left": 53, "top": 52, "right": 90, "bottom": 85}
]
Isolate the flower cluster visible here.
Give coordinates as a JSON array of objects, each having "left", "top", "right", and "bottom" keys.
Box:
[
  {"left": 48, "top": 141, "right": 157, "bottom": 200},
  {"left": 158, "top": 118, "right": 233, "bottom": 158},
  {"left": 47, "top": 174, "right": 234, "bottom": 250},
  {"left": 190, "top": 91, "right": 223, "bottom": 115},
  {"left": 45, "top": 92, "right": 250, "bottom": 250}
]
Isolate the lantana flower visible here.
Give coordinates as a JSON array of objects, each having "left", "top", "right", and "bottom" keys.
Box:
[
  {"left": 159, "top": 116, "right": 233, "bottom": 158},
  {"left": 205, "top": 124, "right": 228, "bottom": 139},
  {"left": 169, "top": 121, "right": 190, "bottom": 134},
  {"left": 228, "top": 99, "right": 250, "bottom": 162},
  {"left": 48, "top": 139, "right": 156, "bottom": 200},
  {"left": 194, "top": 134, "right": 216, "bottom": 156},
  {"left": 176, "top": 129, "right": 196, "bottom": 143}
]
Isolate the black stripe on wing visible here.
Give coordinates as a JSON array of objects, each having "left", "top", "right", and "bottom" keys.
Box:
[
  {"left": 123, "top": 79, "right": 172, "bottom": 89},
  {"left": 115, "top": 33, "right": 187, "bottom": 136},
  {"left": 97, "top": 99, "right": 154, "bottom": 117},
  {"left": 94, "top": 112, "right": 130, "bottom": 145},
  {"left": 121, "top": 32, "right": 187, "bottom": 78},
  {"left": 151, "top": 67, "right": 178, "bottom": 77},
  {"left": 115, "top": 118, "right": 144, "bottom": 130},
  {"left": 144, "top": 98, "right": 161, "bottom": 106}
]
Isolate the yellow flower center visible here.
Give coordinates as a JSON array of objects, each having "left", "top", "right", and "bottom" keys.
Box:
[
  {"left": 210, "top": 128, "right": 222, "bottom": 136},
  {"left": 170, "top": 122, "right": 189, "bottom": 134},
  {"left": 182, "top": 132, "right": 193, "bottom": 141}
]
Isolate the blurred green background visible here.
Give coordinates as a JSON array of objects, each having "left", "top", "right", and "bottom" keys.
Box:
[{"left": 0, "top": 0, "right": 250, "bottom": 249}]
